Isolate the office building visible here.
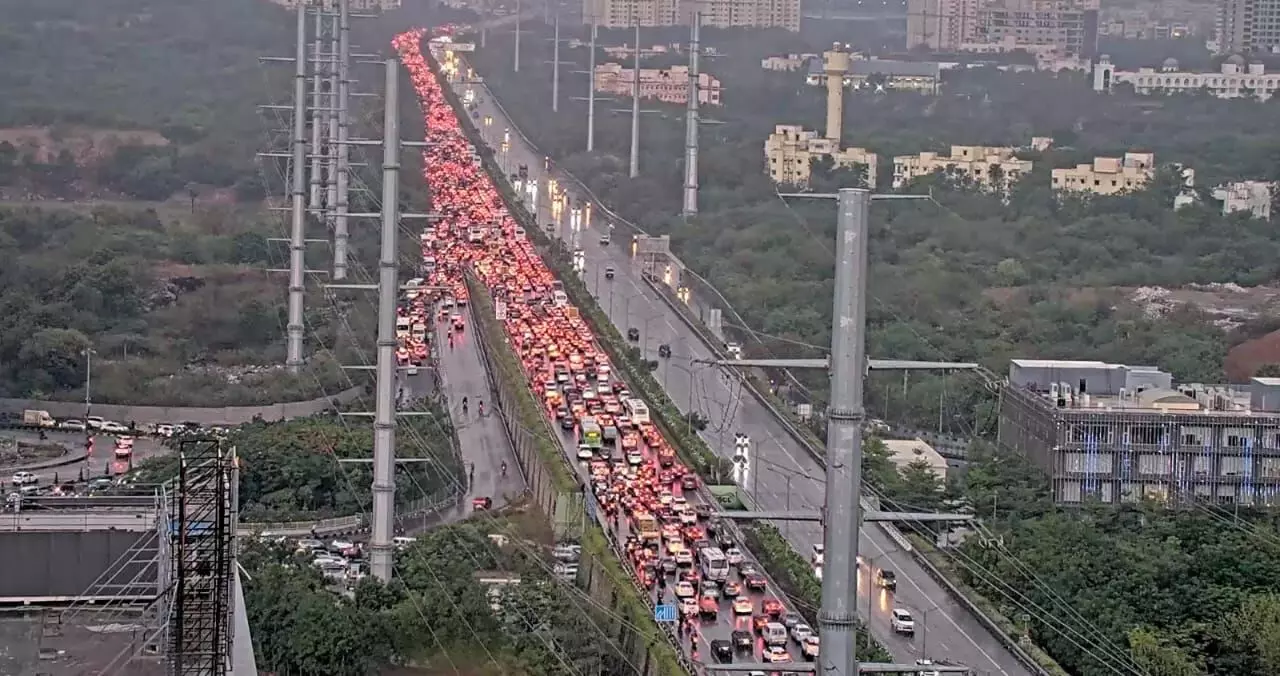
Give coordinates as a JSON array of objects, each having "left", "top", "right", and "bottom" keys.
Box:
[
  {"left": 593, "top": 63, "right": 723, "bottom": 105},
  {"left": 892, "top": 145, "right": 1032, "bottom": 190},
  {"left": 805, "top": 55, "right": 942, "bottom": 94},
  {"left": 271, "top": 0, "right": 400, "bottom": 8},
  {"left": 999, "top": 358, "right": 1280, "bottom": 506},
  {"left": 907, "top": 0, "right": 1099, "bottom": 58},
  {"left": 585, "top": 0, "right": 800, "bottom": 30},
  {"left": 762, "top": 53, "right": 819, "bottom": 71},
  {"left": 764, "top": 125, "right": 878, "bottom": 186},
  {"left": 1051, "top": 151, "right": 1157, "bottom": 195},
  {"left": 1093, "top": 55, "right": 1280, "bottom": 102},
  {"left": 1215, "top": 0, "right": 1280, "bottom": 54},
  {"left": 1213, "top": 181, "right": 1275, "bottom": 219}
]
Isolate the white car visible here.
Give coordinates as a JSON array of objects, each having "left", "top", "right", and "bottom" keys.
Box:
[
  {"left": 674, "top": 549, "right": 694, "bottom": 566},
  {"left": 100, "top": 421, "right": 129, "bottom": 434},
  {"left": 626, "top": 451, "right": 643, "bottom": 466},
  {"left": 791, "top": 623, "right": 813, "bottom": 643},
  {"left": 891, "top": 608, "right": 916, "bottom": 634},
  {"left": 915, "top": 659, "right": 941, "bottom": 676},
  {"left": 577, "top": 445, "right": 595, "bottom": 460},
  {"left": 802, "top": 635, "right": 820, "bottom": 660},
  {"left": 814, "top": 565, "right": 823, "bottom": 580},
  {"left": 725, "top": 547, "right": 743, "bottom": 565},
  {"left": 57, "top": 419, "right": 87, "bottom": 431},
  {"left": 812, "top": 543, "right": 824, "bottom": 566},
  {"left": 763, "top": 646, "right": 791, "bottom": 663},
  {"left": 11, "top": 472, "right": 37, "bottom": 486}
]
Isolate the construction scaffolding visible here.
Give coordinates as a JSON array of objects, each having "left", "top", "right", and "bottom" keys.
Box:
[{"left": 167, "top": 438, "right": 239, "bottom": 676}]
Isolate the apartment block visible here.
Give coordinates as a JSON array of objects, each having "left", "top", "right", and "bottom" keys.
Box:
[
  {"left": 764, "top": 125, "right": 878, "bottom": 187},
  {"left": 270, "top": 0, "right": 400, "bottom": 9},
  {"left": 907, "top": 0, "right": 1099, "bottom": 58},
  {"left": 1094, "top": 55, "right": 1280, "bottom": 102},
  {"left": 585, "top": 0, "right": 800, "bottom": 30},
  {"left": 892, "top": 145, "right": 1031, "bottom": 190},
  {"left": 594, "top": 63, "right": 723, "bottom": 105},
  {"left": 1215, "top": 0, "right": 1280, "bottom": 54},
  {"left": 1051, "top": 152, "right": 1159, "bottom": 195},
  {"left": 804, "top": 55, "right": 942, "bottom": 94},
  {"left": 1213, "top": 181, "right": 1275, "bottom": 219},
  {"left": 999, "top": 358, "right": 1280, "bottom": 506},
  {"left": 762, "top": 53, "right": 818, "bottom": 71}
]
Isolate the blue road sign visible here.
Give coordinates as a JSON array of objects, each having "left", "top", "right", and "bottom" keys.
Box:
[{"left": 654, "top": 604, "right": 677, "bottom": 623}]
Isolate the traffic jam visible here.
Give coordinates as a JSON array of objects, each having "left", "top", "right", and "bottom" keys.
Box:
[{"left": 392, "top": 28, "right": 814, "bottom": 669}]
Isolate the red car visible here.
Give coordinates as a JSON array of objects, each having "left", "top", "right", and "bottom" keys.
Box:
[
  {"left": 762, "top": 598, "right": 784, "bottom": 617},
  {"left": 472, "top": 496, "right": 492, "bottom": 510}
]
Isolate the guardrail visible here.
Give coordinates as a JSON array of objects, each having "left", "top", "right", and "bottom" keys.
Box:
[
  {"left": 236, "top": 487, "right": 464, "bottom": 538},
  {"left": 1, "top": 449, "right": 90, "bottom": 474}
]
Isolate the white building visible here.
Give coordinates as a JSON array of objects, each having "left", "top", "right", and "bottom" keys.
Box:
[
  {"left": 1213, "top": 181, "right": 1275, "bottom": 219},
  {"left": 761, "top": 53, "right": 817, "bottom": 71},
  {"left": 1093, "top": 54, "right": 1280, "bottom": 101},
  {"left": 881, "top": 439, "right": 948, "bottom": 483},
  {"left": 892, "top": 145, "right": 1032, "bottom": 190}
]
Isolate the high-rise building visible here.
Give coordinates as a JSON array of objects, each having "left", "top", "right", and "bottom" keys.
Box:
[
  {"left": 584, "top": 0, "right": 800, "bottom": 31},
  {"left": 907, "top": 0, "right": 1099, "bottom": 58},
  {"left": 1214, "top": 0, "right": 1280, "bottom": 54}
]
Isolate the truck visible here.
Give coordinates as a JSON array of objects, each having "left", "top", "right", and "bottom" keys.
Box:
[
  {"left": 579, "top": 417, "right": 603, "bottom": 449},
  {"left": 22, "top": 410, "right": 54, "bottom": 428}
]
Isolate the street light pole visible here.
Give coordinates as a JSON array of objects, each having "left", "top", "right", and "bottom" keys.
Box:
[
  {"left": 628, "top": 21, "right": 640, "bottom": 178},
  {"left": 513, "top": 0, "right": 522, "bottom": 73},
  {"left": 83, "top": 348, "right": 94, "bottom": 419},
  {"left": 586, "top": 21, "right": 598, "bottom": 152}
]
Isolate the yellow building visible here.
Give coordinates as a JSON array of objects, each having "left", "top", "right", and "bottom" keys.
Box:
[
  {"left": 881, "top": 439, "right": 949, "bottom": 483},
  {"left": 1050, "top": 152, "right": 1156, "bottom": 195},
  {"left": 764, "top": 125, "right": 878, "bottom": 187},
  {"left": 593, "top": 64, "right": 723, "bottom": 105},
  {"left": 584, "top": 0, "right": 800, "bottom": 31},
  {"left": 892, "top": 145, "right": 1032, "bottom": 190}
]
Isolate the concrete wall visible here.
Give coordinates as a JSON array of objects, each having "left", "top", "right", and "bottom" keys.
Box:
[
  {"left": 0, "top": 530, "right": 159, "bottom": 602},
  {"left": 0, "top": 385, "right": 366, "bottom": 426}
]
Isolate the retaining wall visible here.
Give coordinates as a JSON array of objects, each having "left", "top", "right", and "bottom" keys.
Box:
[{"left": 0, "top": 385, "right": 366, "bottom": 426}]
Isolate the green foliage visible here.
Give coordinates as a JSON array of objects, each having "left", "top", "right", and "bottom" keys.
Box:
[
  {"left": 953, "top": 449, "right": 1280, "bottom": 676},
  {"left": 135, "top": 408, "right": 463, "bottom": 522},
  {"left": 742, "top": 522, "right": 892, "bottom": 662},
  {"left": 243, "top": 520, "right": 671, "bottom": 676}
]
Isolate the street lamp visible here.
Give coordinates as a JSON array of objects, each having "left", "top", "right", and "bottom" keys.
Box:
[{"left": 82, "top": 348, "right": 96, "bottom": 420}]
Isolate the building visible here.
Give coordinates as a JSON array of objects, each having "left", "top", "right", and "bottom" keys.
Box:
[
  {"left": 907, "top": 0, "right": 1099, "bottom": 58},
  {"left": 1051, "top": 151, "right": 1157, "bottom": 195},
  {"left": 584, "top": 0, "right": 800, "bottom": 30},
  {"left": 1215, "top": 0, "right": 1280, "bottom": 54},
  {"left": 1213, "top": 180, "right": 1275, "bottom": 219},
  {"left": 804, "top": 55, "right": 942, "bottom": 94},
  {"left": 762, "top": 53, "right": 818, "bottom": 71},
  {"left": 1093, "top": 54, "right": 1280, "bottom": 101},
  {"left": 764, "top": 125, "right": 878, "bottom": 186},
  {"left": 270, "top": 0, "right": 400, "bottom": 8},
  {"left": 998, "top": 358, "right": 1280, "bottom": 506},
  {"left": 593, "top": 63, "right": 723, "bottom": 105},
  {"left": 881, "top": 439, "right": 949, "bottom": 482},
  {"left": 892, "top": 145, "right": 1032, "bottom": 190}
]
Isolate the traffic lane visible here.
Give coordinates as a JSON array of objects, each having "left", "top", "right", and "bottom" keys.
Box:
[
  {"left": 461, "top": 78, "right": 1025, "bottom": 673},
  {"left": 24, "top": 433, "right": 168, "bottom": 484},
  {"left": 436, "top": 321, "right": 525, "bottom": 507},
  {"left": 551, "top": 425, "right": 805, "bottom": 665}
]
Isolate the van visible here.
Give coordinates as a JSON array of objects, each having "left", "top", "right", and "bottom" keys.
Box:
[
  {"left": 762, "top": 622, "right": 788, "bottom": 646},
  {"left": 392, "top": 536, "right": 416, "bottom": 549}
]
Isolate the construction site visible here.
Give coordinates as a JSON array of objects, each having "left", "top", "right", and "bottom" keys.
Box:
[
  {"left": 0, "top": 438, "right": 252, "bottom": 676},
  {"left": 998, "top": 358, "right": 1280, "bottom": 506}
]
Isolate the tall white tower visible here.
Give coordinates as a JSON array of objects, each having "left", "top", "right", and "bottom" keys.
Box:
[{"left": 823, "top": 45, "right": 850, "bottom": 142}]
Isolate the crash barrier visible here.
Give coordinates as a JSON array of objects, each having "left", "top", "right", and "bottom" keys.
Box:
[
  {"left": 236, "top": 487, "right": 464, "bottom": 538},
  {"left": 430, "top": 49, "right": 690, "bottom": 676},
  {"left": 640, "top": 281, "right": 1053, "bottom": 675},
  {"left": 0, "top": 385, "right": 366, "bottom": 427},
  {"left": 0, "top": 449, "right": 89, "bottom": 474}
]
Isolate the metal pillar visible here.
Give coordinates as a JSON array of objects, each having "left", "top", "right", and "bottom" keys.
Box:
[
  {"left": 551, "top": 11, "right": 561, "bottom": 112},
  {"left": 286, "top": 3, "right": 308, "bottom": 372},
  {"left": 324, "top": 7, "right": 340, "bottom": 271},
  {"left": 816, "top": 187, "right": 871, "bottom": 676},
  {"left": 513, "top": 0, "right": 522, "bottom": 73},
  {"left": 628, "top": 22, "right": 640, "bottom": 178},
  {"left": 369, "top": 59, "right": 401, "bottom": 583},
  {"left": 308, "top": 8, "right": 324, "bottom": 210},
  {"left": 333, "top": 0, "right": 352, "bottom": 280},
  {"left": 586, "top": 21, "right": 597, "bottom": 152},
  {"left": 681, "top": 13, "right": 700, "bottom": 217}
]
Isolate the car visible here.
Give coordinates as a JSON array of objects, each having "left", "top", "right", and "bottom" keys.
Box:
[
  {"left": 815, "top": 564, "right": 823, "bottom": 580},
  {"left": 725, "top": 547, "right": 744, "bottom": 565},
  {"left": 694, "top": 504, "right": 712, "bottom": 520},
  {"left": 722, "top": 581, "right": 741, "bottom": 597},
  {"left": 679, "top": 597, "right": 698, "bottom": 615},
  {"left": 660, "top": 559, "right": 678, "bottom": 575},
  {"left": 780, "top": 611, "right": 803, "bottom": 629},
  {"left": 744, "top": 573, "right": 767, "bottom": 591},
  {"left": 710, "top": 638, "right": 733, "bottom": 663},
  {"left": 751, "top": 615, "right": 771, "bottom": 634},
  {"left": 915, "top": 659, "right": 941, "bottom": 676},
  {"left": 681, "top": 474, "right": 698, "bottom": 491},
  {"left": 763, "top": 645, "right": 791, "bottom": 663},
  {"left": 762, "top": 598, "right": 784, "bottom": 617},
  {"left": 732, "top": 597, "right": 753, "bottom": 615},
  {"left": 731, "top": 629, "right": 753, "bottom": 651},
  {"left": 877, "top": 569, "right": 898, "bottom": 591},
  {"left": 11, "top": 472, "right": 36, "bottom": 486},
  {"left": 604, "top": 265, "right": 615, "bottom": 279},
  {"left": 791, "top": 623, "right": 813, "bottom": 643},
  {"left": 576, "top": 445, "right": 595, "bottom": 460},
  {"left": 57, "top": 419, "right": 87, "bottom": 431},
  {"left": 802, "top": 635, "right": 820, "bottom": 660},
  {"left": 674, "top": 581, "right": 695, "bottom": 598},
  {"left": 812, "top": 543, "right": 824, "bottom": 566},
  {"left": 674, "top": 549, "right": 694, "bottom": 566},
  {"left": 101, "top": 421, "right": 129, "bottom": 434},
  {"left": 472, "top": 496, "right": 493, "bottom": 510},
  {"left": 738, "top": 562, "right": 759, "bottom": 577},
  {"left": 626, "top": 327, "right": 640, "bottom": 341},
  {"left": 891, "top": 608, "right": 916, "bottom": 634},
  {"left": 657, "top": 343, "right": 671, "bottom": 358},
  {"left": 698, "top": 593, "right": 718, "bottom": 617}
]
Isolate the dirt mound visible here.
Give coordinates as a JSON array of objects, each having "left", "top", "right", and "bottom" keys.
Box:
[{"left": 1226, "top": 329, "right": 1280, "bottom": 381}]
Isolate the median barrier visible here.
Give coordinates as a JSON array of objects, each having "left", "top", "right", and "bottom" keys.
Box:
[
  {"left": 0, "top": 449, "right": 90, "bottom": 475},
  {"left": 0, "top": 385, "right": 366, "bottom": 427}
]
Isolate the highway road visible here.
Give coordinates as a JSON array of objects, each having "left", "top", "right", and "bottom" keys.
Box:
[
  {"left": 457, "top": 72, "right": 1034, "bottom": 675},
  {"left": 3, "top": 430, "right": 167, "bottom": 487},
  {"left": 434, "top": 315, "right": 526, "bottom": 508}
]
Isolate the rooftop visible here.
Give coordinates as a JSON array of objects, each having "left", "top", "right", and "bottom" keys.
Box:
[
  {"left": 0, "top": 608, "right": 167, "bottom": 676},
  {"left": 806, "top": 57, "right": 942, "bottom": 79}
]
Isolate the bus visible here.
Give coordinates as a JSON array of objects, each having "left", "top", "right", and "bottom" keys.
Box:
[
  {"left": 699, "top": 547, "right": 729, "bottom": 582},
  {"left": 579, "top": 417, "right": 603, "bottom": 449},
  {"left": 624, "top": 398, "right": 650, "bottom": 424}
]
